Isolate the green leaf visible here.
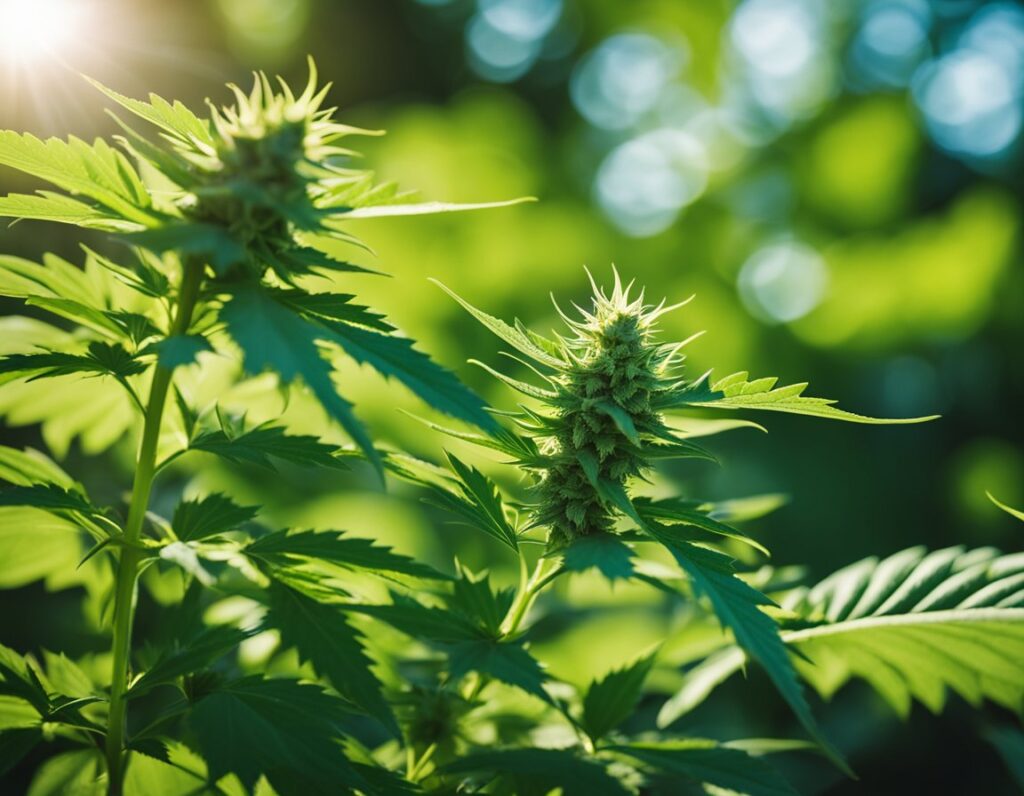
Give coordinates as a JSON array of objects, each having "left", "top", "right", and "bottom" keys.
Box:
[
  {"left": 676, "top": 371, "right": 938, "bottom": 424},
  {"left": 188, "top": 676, "right": 365, "bottom": 793},
  {"left": 0, "top": 727, "right": 42, "bottom": 775},
  {"left": 0, "top": 192, "right": 138, "bottom": 231},
  {"left": 607, "top": 740, "right": 798, "bottom": 796},
  {"left": 124, "top": 223, "right": 246, "bottom": 274},
  {"left": 645, "top": 522, "right": 848, "bottom": 773},
  {"left": 348, "top": 594, "right": 483, "bottom": 644},
  {"left": 0, "top": 446, "right": 75, "bottom": 489},
  {"left": 0, "top": 508, "right": 82, "bottom": 588},
  {"left": 84, "top": 77, "right": 214, "bottom": 148},
  {"left": 0, "top": 131, "right": 154, "bottom": 226},
  {"left": 0, "top": 342, "right": 145, "bottom": 386},
  {"left": 265, "top": 582, "right": 397, "bottom": 735},
  {"left": 445, "top": 748, "right": 629, "bottom": 796},
  {"left": 989, "top": 491, "right": 1024, "bottom": 522},
  {"left": 634, "top": 497, "right": 770, "bottom": 557},
  {"left": 582, "top": 648, "right": 657, "bottom": 742},
  {"left": 327, "top": 197, "right": 534, "bottom": 217},
  {"left": 131, "top": 624, "right": 252, "bottom": 697},
  {"left": 782, "top": 546, "right": 1024, "bottom": 716},
  {"left": 316, "top": 317, "right": 496, "bottom": 433},
  {"left": 26, "top": 749, "right": 104, "bottom": 796},
  {"left": 448, "top": 639, "right": 551, "bottom": 704},
  {"left": 148, "top": 335, "right": 212, "bottom": 368},
  {"left": 560, "top": 533, "right": 636, "bottom": 581},
  {"left": 189, "top": 422, "right": 350, "bottom": 472},
  {"left": 661, "top": 546, "right": 1024, "bottom": 721},
  {"left": 0, "top": 643, "right": 50, "bottom": 715},
  {"left": 431, "top": 280, "right": 566, "bottom": 369},
  {"left": 419, "top": 453, "right": 519, "bottom": 552},
  {"left": 449, "top": 566, "right": 515, "bottom": 637},
  {"left": 219, "top": 284, "right": 380, "bottom": 474},
  {"left": 246, "top": 528, "right": 447, "bottom": 580},
  {"left": 172, "top": 493, "right": 258, "bottom": 542},
  {"left": 274, "top": 289, "right": 393, "bottom": 332},
  {"left": 0, "top": 484, "right": 100, "bottom": 518}
]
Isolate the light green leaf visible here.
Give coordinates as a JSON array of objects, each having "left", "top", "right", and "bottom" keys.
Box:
[
  {"left": 677, "top": 371, "right": 939, "bottom": 424},
  {"left": 26, "top": 749, "right": 104, "bottom": 796},
  {"left": 0, "top": 192, "right": 138, "bottom": 231},
  {"left": 0, "top": 131, "right": 154, "bottom": 226},
  {"left": 431, "top": 280, "right": 566, "bottom": 369},
  {"left": 0, "top": 446, "right": 75, "bottom": 489},
  {"left": 0, "top": 508, "right": 82, "bottom": 589},
  {"left": 989, "top": 492, "right": 1024, "bottom": 522},
  {"left": 328, "top": 197, "right": 534, "bottom": 217}
]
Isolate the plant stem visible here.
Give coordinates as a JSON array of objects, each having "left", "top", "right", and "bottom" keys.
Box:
[
  {"left": 502, "top": 556, "right": 563, "bottom": 638},
  {"left": 104, "top": 260, "right": 203, "bottom": 796}
]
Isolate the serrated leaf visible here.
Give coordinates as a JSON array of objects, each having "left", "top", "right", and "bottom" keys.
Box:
[
  {"left": 662, "top": 546, "right": 1024, "bottom": 722},
  {"left": 431, "top": 280, "right": 566, "bottom": 369},
  {"left": 449, "top": 566, "right": 516, "bottom": 637},
  {"left": 448, "top": 639, "right": 552, "bottom": 704},
  {"left": 85, "top": 77, "right": 214, "bottom": 147},
  {"left": 274, "top": 289, "right": 393, "bottom": 332},
  {"left": 348, "top": 594, "right": 484, "bottom": 644},
  {"left": 644, "top": 522, "right": 848, "bottom": 773},
  {"left": 189, "top": 423, "right": 350, "bottom": 472},
  {"left": 188, "top": 676, "right": 365, "bottom": 793},
  {"left": 317, "top": 317, "right": 495, "bottom": 433},
  {"left": 246, "top": 528, "right": 446, "bottom": 580},
  {"left": 149, "top": 335, "right": 212, "bottom": 368},
  {"left": 634, "top": 497, "right": 770, "bottom": 557},
  {"left": 582, "top": 648, "right": 657, "bottom": 742},
  {"left": 265, "top": 582, "right": 397, "bottom": 735},
  {"left": 219, "top": 284, "right": 379, "bottom": 474},
  {"left": 0, "top": 131, "right": 154, "bottom": 226},
  {"left": 608, "top": 740, "right": 798, "bottom": 796},
  {"left": 560, "top": 532, "right": 635, "bottom": 581},
  {"left": 0, "top": 484, "right": 100, "bottom": 518},
  {"left": 0, "top": 192, "right": 137, "bottom": 231},
  {"left": 676, "top": 371, "right": 938, "bottom": 424},
  {"left": 171, "top": 493, "right": 258, "bottom": 542},
  {"left": 0, "top": 342, "right": 146, "bottom": 386},
  {"left": 445, "top": 748, "right": 629, "bottom": 796},
  {"left": 130, "top": 624, "right": 252, "bottom": 697}
]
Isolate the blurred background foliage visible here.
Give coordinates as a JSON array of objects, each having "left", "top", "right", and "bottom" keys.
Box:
[{"left": 1, "top": 0, "right": 1022, "bottom": 793}]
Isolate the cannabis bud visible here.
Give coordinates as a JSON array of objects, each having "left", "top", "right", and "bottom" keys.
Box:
[{"left": 439, "top": 270, "right": 697, "bottom": 548}]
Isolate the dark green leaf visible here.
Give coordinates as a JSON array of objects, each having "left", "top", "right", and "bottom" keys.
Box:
[
  {"left": 246, "top": 528, "right": 446, "bottom": 580},
  {"left": 189, "top": 676, "right": 365, "bottom": 793},
  {"left": 189, "top": 423, "right": 350, "bottom": 472},
  {"left": 220, "top": 285, "right": 379, "bottom": 474},
  {"left": 171, "top": 493, "right": 258, "bottom": 542},
  {"left": 149, "top": 335, "right": 212, "bottom": 368},
  {"left": 445, "top": 748, "right": 629, "bottom": 796},
  {"left": 265, "top": 582, "right": 397, "bottom": 735},
  {"left": 0, "top": 727, "right": 41, "bottom": 775},
  {"left": 130, "top": 624, "right": 252, "bottom": 697},
  {"left": 608, "top": 740, "right": 798, "bottom": 796},
  {"left": 560, "top": 533, "right": 635, "bottom": 581},
  {"left": 448, "top": 639, "right": 552, "bottom": 704},
  {"left": 582, "top": 648, "right": 657, "bottom": 742}
]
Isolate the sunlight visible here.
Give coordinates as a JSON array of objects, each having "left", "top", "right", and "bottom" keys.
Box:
[{"left": 0, "top": 0, "right": 85, "bottom": 63}]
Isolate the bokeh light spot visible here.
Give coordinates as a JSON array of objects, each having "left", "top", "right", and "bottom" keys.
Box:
[{"left": 737, "top": 241, "right": 828, "bottom": 323}]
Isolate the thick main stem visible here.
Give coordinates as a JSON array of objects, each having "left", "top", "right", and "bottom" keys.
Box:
[{"left": 105, "top": 260, "right": 203, "bottom": 795}]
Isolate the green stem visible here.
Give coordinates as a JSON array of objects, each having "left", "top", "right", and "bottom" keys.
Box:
[
  {"left": 104, "top": 260, "right": 203, "bottom": 796},
  {"left": 501, "top": 556, "right": 563, "bottom": 639}
]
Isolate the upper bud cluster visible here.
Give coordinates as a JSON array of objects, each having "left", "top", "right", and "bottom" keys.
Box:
[{"left": 533, "top": 273, "right": 684, "bottom": 546}]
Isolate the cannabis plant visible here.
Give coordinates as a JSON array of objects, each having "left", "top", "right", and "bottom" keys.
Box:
[{"left": 0, "top": 61, "right": 1021, "bottom": 796}]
